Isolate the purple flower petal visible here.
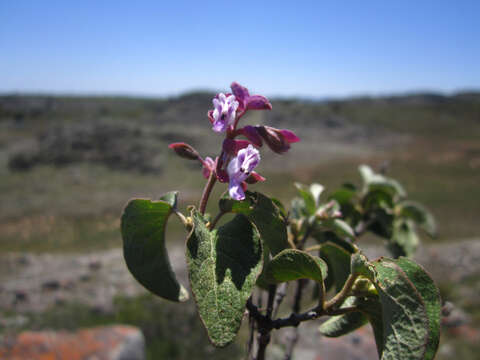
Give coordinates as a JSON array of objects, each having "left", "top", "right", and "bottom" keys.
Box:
[
  {"left": 210, "top": 92, "right": 239, "bottom": 133},
  {"left": 226, "top": 145, "right": 261, "bottom": 199},
  {"left": 229, "top": 180, "right": 245, "bottom": 200}
]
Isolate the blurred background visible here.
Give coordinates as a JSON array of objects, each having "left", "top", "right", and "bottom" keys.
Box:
[{"left": 0, "top": 1, "right": 479, "bottom": 359}]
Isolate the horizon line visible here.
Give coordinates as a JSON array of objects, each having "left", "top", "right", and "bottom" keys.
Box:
[{"left": 0, "top": 87, "right": 479, "bottom": 102}]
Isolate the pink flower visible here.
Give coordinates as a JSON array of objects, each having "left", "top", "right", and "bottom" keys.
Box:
[{"left": 227, "top": 145, "right": 261, "bottom": 200}]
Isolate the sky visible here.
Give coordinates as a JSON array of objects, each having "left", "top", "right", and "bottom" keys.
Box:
[{"left": 1, "top": 0, "right": 479, "bottom": 98}]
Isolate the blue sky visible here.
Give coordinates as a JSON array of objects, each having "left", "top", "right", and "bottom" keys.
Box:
[{"left": 1, "top": 0, "right": 479, "bottom": 97}]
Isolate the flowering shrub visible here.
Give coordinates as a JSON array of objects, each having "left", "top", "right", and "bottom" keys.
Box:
[{"left": 121, "top": 82, "right": 441, "bottom": 360}]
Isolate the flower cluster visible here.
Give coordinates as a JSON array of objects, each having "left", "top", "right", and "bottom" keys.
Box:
[{"left": 169, "top": 82, "right": 300, "bottom": 200}]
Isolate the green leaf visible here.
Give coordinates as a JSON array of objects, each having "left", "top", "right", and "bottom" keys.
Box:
[
  {"left": 394, "top": 258, "right": 441, "bottom": 360},
  {"left": 121, "top": 196, "right": 188, "bottom": 302},
  {"left": 353, "top": 255, "right": 441, "bottom": 360},
  {"left": 271, "top": 197, "right": 287, "bottom": 218},
  {"left": 321, "top": 219, "right": 356, "bottom": 241},
  {"left": 290, "top": 197, "right": 307, "bottom": 219},
  {"left": 320, "top": 242, "right": 352, "bottom": 292},
  {"left": 328, "top": 186, "right": 360, "bottom": 223},
  {"left": 264, "top": 249, "right": 327, "bottom": 284},
  {"left": 294, "top": 182, "right": 317, "bottom": 214},
  {"left": 312, "top": 230, "right": 357, "bottom": 254},
  {"left": 388, "top": 219, "right": 419, "bottom": 258},
  {"left": 159, "top": 191, "right": 178, "bottom": 208},
  {"left": 329, "top": 187, "right": 356, "bottom": 205},
  {"left": 363, "top": 189, "right": 395, "bottom": 211},
  {"left": 367, "top": 208, "right": 395, "bottom": 239},
  {"left": 359, "top": 164, "right": 406, "bottom": 198},
  {"left": 219, "top": 191, "right": 291, "bottom": 256},
  {"left": 318, "top": 297, "right": 368, "bottom": 337},
  {"left": 399, "top": 201, "right": 437, "bottom": 238},
  {"left": 186, "top": 210, "right": 263, "bottom": 347}
]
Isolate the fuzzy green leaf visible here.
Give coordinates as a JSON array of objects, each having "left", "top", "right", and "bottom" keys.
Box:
[
  {"left": 399, "top": 201, "right": 437, "bottom": 238},
  {"left": 312, "top": 231, "right": 356, "bottom": 254},
  {"left": 322, "top": 219, "right": 356, "bottom": 241},
  {"left": 320, "top": 242, "right": 352, "bottom": 292},
  {"left": 359, "top": 165, "right": 406, "bottom": 198},
  {"left": 353, "top": 255, "right": 441, "bottom": 360},
  {"left": 121, "top": 195, "right": 188, "bottom": 302},
  {"left": 318, "top": 297, "right": 368, "bottom": 337},
  {"left": 186, "top": 210, "right": 263, "bottom": 347},
  {"left": 394, "top": 257, "right": 441, "bottom": 359},
  {"left": 219, "top": 191, "right": 291, "bottom": 255},
  {"left": 388, "top": 219, "right": 419, "bottom": 258},
  {"left": 264, "top": 249, "right": 327, "bottom": 284},
  {"left": 294, "top": 182, "right": 317, "bottom": 214}
]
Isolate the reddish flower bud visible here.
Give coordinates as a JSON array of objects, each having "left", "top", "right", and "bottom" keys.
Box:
[
  {"left": 168, "top": 142, "right": 200, "bottom": 160},
  {"left": 245, "top": 171, "right": 266, "bottom": 184},
  {"left": 230, "top": 82, "right": 272, "bottom": 114},
  {"left": 239, "top": 126, "right": 263, "bottom": 147},
  {"left": 255, "top": 126, "right": 300, "bottom": 154},
  {"left": 279, "top": 129, "right": 300, "bottom": 143},
  {"left": 247, "top": 95, "right": 272, "bottom": 110},
  {"left": 231, "top": 82, "right": 250, "bottom": 110},
  {"left": 202, "top": 156, "right": 215, "bottom": 179}
]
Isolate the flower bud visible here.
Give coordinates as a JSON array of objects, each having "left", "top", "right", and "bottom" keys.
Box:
[
  {"left": 255, "top": 126, "right": 300, "bottom": 154},
  {"left": 168, "top": 142, "right": 199, "bottom": 160},
  {"left": 239, "top": 126, "right": 263, "bottom": 147},
  {"left": 247, "top": 95, "right": 272, "bottom": 110},
  {"left": 245, "top": 171, "right": 266, "bottom": 184},
  {"left": 202, "top": 157, "right": 215, "bottom": 179}
]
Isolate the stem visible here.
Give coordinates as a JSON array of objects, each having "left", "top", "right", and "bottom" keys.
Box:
[
  {"left": 254, "top": 286, "right": 277, "bottom": 360},
  {"left": 297, "top": 222, "right": 314, "bottom": 249},
  {"left": 256, "top": 332, "right": 270, "bottom": 360},
  {"left": 173, "top": 209, "right": 189, "bottom": 228},
  {"left": 209, "top": 210, "right": 226, "bottom": 230},
  {"left": 199, "top": 172, "right": 217, "bottom": 215},
  {"left": 247, "top": 297, "right": 359, "bottom": 331},
  {"left": 354, "top": 216, "right": 376, "bottom": 237},
  {"left": 283, "top": 279, "right": 306, "bottom": 360},
  {"left": 266, "top": 285, "right": 277, "bottom": 318},
  {"left": 304, "top": 244, "right": 322, "bottom": 253},
  {"left": 324, "top": 274, "right": 357, "bottom": 310}
]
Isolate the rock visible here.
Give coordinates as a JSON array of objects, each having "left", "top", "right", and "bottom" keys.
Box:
[{"left": 0, "top": 325, "right": 145, "bottom": 360}]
